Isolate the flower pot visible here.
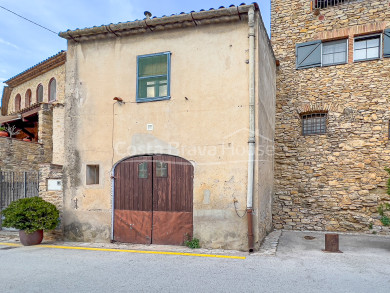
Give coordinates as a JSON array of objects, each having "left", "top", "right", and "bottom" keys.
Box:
[
  {"left": 19, "top": 230, "right": 44, "bottom": 246},
  {"left": 0, "top": 131, "right": 9, "bottom": 137}
]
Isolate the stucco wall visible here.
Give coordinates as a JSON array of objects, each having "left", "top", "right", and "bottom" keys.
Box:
[
  {"left": 7, "top": 65, "right": 65, "bottom": 114},
  {"left": 63, "top": 15, "right": 274, "bottom": 250},
  {"left": 271, "top": 0, "right": 390, "bottom": 233},
  {"left": 255, "top": 13, "right": 276, "bottom": 244}
]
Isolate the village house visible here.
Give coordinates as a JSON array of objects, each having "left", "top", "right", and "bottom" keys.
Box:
[
  {"left": 57, "top": 3, "right": 276, "bottom": 251},
  {"left": 0, "top": 51, "right": 66, "bottom": 233},
  {"left": 271, "top": 0, "right": 390, "bottom": 233}
]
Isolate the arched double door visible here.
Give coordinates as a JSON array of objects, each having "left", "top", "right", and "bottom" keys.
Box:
[{"left": 113, "top": 155, "right": 194, "bottom": 245}]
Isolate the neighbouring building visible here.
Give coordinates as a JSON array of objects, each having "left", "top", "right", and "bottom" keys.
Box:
[
  {"left": 0, "top": 51, "right": 66, "bottom": 235},
  {"left": 58, "top": 3, "right": 276, "bottom": 251},
  {"left": 0, "top": 51, "right": 66, "bottom": 168},
  {"left": 271, "top": 0, "right": 390, "bottom": 232}
]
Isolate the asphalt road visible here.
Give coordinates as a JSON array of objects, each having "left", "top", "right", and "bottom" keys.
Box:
[{"left": 0, "top": 231, "right": 389, "bottom": 293}]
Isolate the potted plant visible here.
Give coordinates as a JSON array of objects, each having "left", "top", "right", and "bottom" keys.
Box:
[
  {"left": 1, "top": 197, "right": 60, "bottom": 246},
  {"left": 0, "top": 125, "right": 9, "bottom": 137}
]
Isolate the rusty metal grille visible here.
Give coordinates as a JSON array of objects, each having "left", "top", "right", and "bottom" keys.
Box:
[
  {"left": 0, "top": 171, "right": 39, "bottom": 229},
  {"left": 314, "top": 0, "right": 357, "bottom": 9},
  {"left": 302, "top": 113, "right": 327, "bottom": 135}
]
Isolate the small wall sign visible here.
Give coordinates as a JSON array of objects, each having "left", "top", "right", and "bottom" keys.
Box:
[{"left": 47, "top": 179, "right": 62, "bottom": 191}]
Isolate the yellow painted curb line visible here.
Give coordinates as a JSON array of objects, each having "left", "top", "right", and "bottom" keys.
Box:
[
  {"left": 0, "top": 242, "right": 20, "bottom": 247},
  {"left": 0, "top": 242, "right": 245, "bottom": 259}
]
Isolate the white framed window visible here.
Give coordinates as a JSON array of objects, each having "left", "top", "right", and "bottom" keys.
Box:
[
  {"left": 322, "top": 39, "right": 348, "bottom": 66},
  {"left": 354, "top": 35, "right": 381, "bottom": 62}
]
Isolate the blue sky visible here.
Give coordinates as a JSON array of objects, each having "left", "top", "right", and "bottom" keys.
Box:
[{"left": 0, "top": 1, "right": 270, "bottom": 99}]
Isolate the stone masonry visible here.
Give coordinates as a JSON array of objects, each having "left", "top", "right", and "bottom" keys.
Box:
[
  {"left": 271, "top": 0, "right": 390, "bottom": 233},
  {"left": 0, "top": 137, "right": 45, "bottom": 171},
  {"left": 39, "top": 163, "right": 64, "bottom": 240}
]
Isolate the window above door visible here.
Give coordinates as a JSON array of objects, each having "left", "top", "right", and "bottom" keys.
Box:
[{"left": 136, "top": 52, "right": 171, "bottom": 103}]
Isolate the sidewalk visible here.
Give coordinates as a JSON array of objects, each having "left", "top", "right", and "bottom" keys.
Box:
[{"left": 1, "top": 229, "right": 389, "bottom": 257}]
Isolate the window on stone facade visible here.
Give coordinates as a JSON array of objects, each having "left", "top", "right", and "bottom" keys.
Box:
[
  {"left": 15, "top": 94, "right": 21, "bottom": 112},
  {"left": 301, "top": 113, "right": 327, "bottom": 136},
  {"left": 86, "top": 164, "right": 99, "bottom": 185},
  {"left": 296, "top": 39, "right": 348, "bottom": 69},
  {"left": 322, "top": 39, "right": 348, "bottom": 66},
  {"left": 388, "top": 120, "right": 390, "bottom": 140},
  {"left": 25, "top": 89, "right": 32, "bottom": 108},
  {"left": 137, "top": 52, "right": 170, "bottom": 102},
  {"left": 49, "top": 78, "right": 57, "bottom": 102},
  {"left": 36, "top": 84, "right": 44, "bottom": 103},
  {"left": 314, "top": 0, "right": 350, "bottom": 9},
  {"left": 354, "top": 35, "right": 381, "bottom": 62}
]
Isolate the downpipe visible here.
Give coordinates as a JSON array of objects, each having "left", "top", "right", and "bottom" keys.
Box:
[{"left": 246, "top": 6, "right": 256, "bottom": 253}]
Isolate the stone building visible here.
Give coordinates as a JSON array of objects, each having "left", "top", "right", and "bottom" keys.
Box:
[
  {"left": 271, "top": 0, "right": 390, "bottom": 232},
  {"left": 58, "top": 3, "right": 276, "bottom": 251},
  {"left": 0, "top": 51, "right": 66, "bottom": 168},
  {"left": 0, "top": 51, "right": 66, "bottom": 234}
]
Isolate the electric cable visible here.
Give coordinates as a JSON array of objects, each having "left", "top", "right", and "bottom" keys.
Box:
[{"left": 0, "top": 5, "right": 58, "bottom": 35}]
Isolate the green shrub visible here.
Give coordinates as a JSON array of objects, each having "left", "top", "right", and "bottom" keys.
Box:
[
  {"left": 378, "top": 203, "right": 390, "bottom": 227},
  {"left": 184, "top": 237, "right": 200, "bottom": 249},
  {"left": 1, "top": 197, "right": 60, "bottom": 234},
  {"left": 381, "top": 216, "right": 390, "bottom": 226}
]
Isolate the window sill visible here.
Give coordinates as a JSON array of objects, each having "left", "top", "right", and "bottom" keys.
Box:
[
  {"left": 353, "top": 57, "right": 381, "bottom": 63},
  {"left": 136, "top": 96, "right": 171, "bottom": 103},
  {"left": 302, "top": 133, "right": 327, "bottom": 137},
  {"left": 321, "top": 62, "right": 348, "bottom": 68}
]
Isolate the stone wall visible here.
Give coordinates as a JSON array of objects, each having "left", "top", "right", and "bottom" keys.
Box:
[
  {"left": 39, "top": 163, "right": 64, "bottom": 240},
  {"left": 271, "top": 0, "right": 390, "bottom": 233},
  {"left": 38, "top": 105, "right": 53, "bottom": 162},
  {"left": 52, "top": 105, "right": 65, "bottom": 165},
  {"left": 0, "top": 137, "right": 45, "bottom": 171}
]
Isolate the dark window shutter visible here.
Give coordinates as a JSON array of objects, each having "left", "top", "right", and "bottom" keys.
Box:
[
  {"left": 296, "top": 40, "right": 322, "bottom": 69},
  {"left": 383, "top": 28, "right": 390, "bottom": 58}
]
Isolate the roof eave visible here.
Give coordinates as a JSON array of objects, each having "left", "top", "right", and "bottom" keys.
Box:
[
  {"left": 59, "top": 4, "right": 258, "bottom": 41},
  {"left": 5, "top": 51, "right": 66, "bottom": 88}
]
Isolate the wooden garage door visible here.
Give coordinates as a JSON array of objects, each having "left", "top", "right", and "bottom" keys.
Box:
[{"left": 114, "top": 155, "right": 193, "bottom": 245}]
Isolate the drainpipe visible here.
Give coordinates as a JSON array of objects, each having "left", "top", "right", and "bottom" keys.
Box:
[{"left": 246, "top": 6, "right": 256, "bottom": 253}]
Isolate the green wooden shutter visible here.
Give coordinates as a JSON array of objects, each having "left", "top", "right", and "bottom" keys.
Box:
[
  {"left": 296, "top": 40, "right": 322, "bottom": 69},
  {"left": 383, "top": 29, "right": 390, "bottom": 58}
]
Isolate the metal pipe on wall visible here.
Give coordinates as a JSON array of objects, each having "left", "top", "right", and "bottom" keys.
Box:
[{"left": 246, "top": 6, "right": 256, "bottom": 252}]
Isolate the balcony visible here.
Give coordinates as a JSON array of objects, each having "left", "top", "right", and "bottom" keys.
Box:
[{"left": 313, "top": 0, "right": 358, "bottom": 9}]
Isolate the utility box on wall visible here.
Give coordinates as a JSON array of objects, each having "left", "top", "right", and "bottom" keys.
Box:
[{"left": 47, "top": 179, "right": 62, "bottom": 191}]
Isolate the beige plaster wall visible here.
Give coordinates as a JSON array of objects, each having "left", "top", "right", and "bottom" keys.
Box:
[
  {"left": 8, "top": 65, "right": 65, "bottom": 114},
  {"left": 63, "top": 19, "right": 269, "bottom": 250}
]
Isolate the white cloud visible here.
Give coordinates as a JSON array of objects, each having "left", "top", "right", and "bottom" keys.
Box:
[{"left": 0, "top": 38, "right": 19, "bottom": 49}]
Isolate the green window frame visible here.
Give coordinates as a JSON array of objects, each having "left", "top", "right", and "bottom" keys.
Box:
[{"left": 136, "top": 52, "right": 171, "bottom": 102}]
